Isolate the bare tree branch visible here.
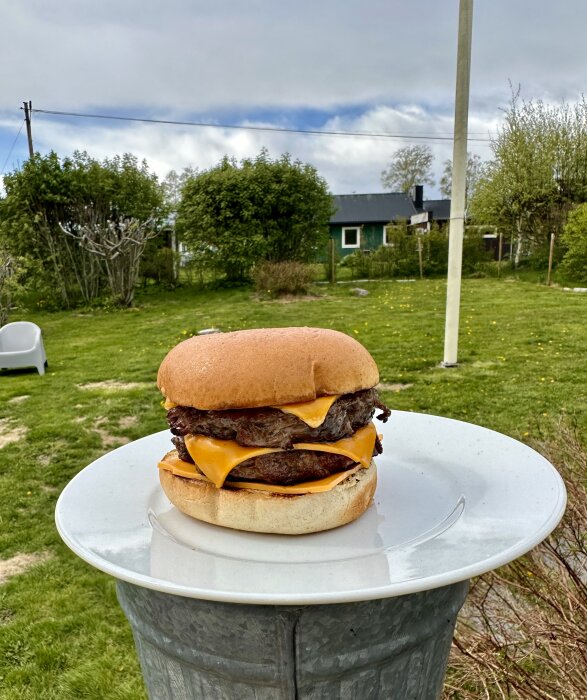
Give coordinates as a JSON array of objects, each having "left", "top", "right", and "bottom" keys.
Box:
[{"left": 60, "top": 213, "right": 158, "bottom": 306}]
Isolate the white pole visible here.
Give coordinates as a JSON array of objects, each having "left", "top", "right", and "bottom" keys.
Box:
[{"left": 443, "top": 0, "right": 474, "bottom": 367}]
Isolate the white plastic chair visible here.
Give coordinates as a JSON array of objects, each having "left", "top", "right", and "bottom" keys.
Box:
[{"left": 0, "top": 321, "right": 47, "bottom": 375}]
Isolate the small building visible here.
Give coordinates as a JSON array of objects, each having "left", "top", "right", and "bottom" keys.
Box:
[{"left": 329, "top": 186, "right": 451, "bottom": 257}]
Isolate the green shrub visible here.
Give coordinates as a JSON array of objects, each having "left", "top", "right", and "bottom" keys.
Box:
[
  {"left": 340, "top": 250, "right": 376, "bottom": 278},
  {"left": 462, "top": 228, "right": 494, "bottom": 273},
  {"left": 340, "top": 224, "right": 492, "bottom": 280},
  {"left": 560, "top": 203, "right": 587, "bottom": 282},
  {"left": 0, "top": 251, "right": 17, "bottom": 326},
  {"left": 371, "top": 233, "right": 416, "bottom": 278},
  {"left": 382, "top": 222, "right": 420, "bottom": 277},
  {"left": 0, "top": 253, "right": 44, "bottom": 320},
  {"left": 140, "top": 246, "right": 178, "bottom": 287},
  {"left": 253, "top": 261, "right": 315, "bottom": 298},
  {"left": 421, "top": 225, "right": 449, "bottom": 275}
]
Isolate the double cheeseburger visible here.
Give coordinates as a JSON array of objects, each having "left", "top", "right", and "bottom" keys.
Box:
[{"left": 157, "top": 327, "right": 391, "bottom": 535}]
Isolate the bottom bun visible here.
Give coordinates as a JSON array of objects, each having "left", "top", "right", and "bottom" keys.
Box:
[{"left": 159, "top": 461, "right": 377, "bottom": 535}]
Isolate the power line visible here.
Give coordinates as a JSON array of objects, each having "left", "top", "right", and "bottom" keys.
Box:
[
  {"left": 1, "top": 119, "right": 26, "bottom": 176},
  {"left": 31, "top": 107, "right": 492, "bottom": 143}
]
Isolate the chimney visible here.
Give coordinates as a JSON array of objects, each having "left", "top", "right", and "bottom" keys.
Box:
[{"left": 413, "top": 185, "right": 424, "bottom": 210}]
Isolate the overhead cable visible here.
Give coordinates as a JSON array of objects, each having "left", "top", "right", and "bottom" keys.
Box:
[
  {"left": 31, "top": 108, "right": 492, "bottom": 143},
  {"left": 1, "top": 120, "right": 26, "bottom": 176}
]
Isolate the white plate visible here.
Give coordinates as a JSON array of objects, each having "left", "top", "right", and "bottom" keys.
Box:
[{"left": 55, "top": 411, "right": 566, "bottom": 605}]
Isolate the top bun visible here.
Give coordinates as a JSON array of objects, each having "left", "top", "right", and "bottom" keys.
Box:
[{"left": 157, "top": 327, "right": 379, "bottom": 410}]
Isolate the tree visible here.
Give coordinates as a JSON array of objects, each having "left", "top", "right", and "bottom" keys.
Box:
[
  {"left": 0, "top": 152, "right": 164, "bottom": 307},
  {"left": 469, "top": 92, "right": 587, "bottom": 265},
  {"left": 0, "top": 249, "right": 17, "bottom": 326},
  {"left": 560, "top": 203, "right": 587, "bottom": 282},
  {"left": 439, "top": 153, "right": 486, "bottom": 206},
  {"left": 380, "top": 145, "right": 435, "bottom": 193},
  {"left": 162, "top": 167, "right": 198, "bottom": 212},
  {"left": 176, "top": 150, "right": 334, "bottom": 282},
  {"left": 61, "top": 215, "right": 158, "bottom": 306}
]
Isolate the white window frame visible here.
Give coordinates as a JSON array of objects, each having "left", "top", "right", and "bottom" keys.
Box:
[
  {"left": 342, "top": 226, "right": 361, "bottom": 249},
  {"left": 383, "top": 225, "right": 392, "bottom": 246}
]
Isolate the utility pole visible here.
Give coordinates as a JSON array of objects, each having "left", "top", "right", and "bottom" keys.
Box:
[
  {"left": 442, "top": 0, "right": 474, "bottom": 367},
  {"left": 22, "top": 101, "right": 34, "bottom": 158}
]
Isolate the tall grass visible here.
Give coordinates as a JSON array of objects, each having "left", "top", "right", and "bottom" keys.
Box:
[{"left": 445, "top": 420, "right": 587, "bottom": 699}]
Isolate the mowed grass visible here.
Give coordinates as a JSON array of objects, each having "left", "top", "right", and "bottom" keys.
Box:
[{"left": 0, "top": 278, "right": 585, "bottom": 699}]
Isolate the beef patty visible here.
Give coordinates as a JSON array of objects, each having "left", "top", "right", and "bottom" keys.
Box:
[
  {"left": 167, "top": 389, "right": 390, "bottom": 486},
  {"left": 167, "top": 388, "right": 390, "bottom": 448}
]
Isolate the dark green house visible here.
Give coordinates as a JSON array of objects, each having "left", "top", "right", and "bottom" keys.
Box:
[{"left": 329, "top": 188, "right": 451, "bottom": 258}]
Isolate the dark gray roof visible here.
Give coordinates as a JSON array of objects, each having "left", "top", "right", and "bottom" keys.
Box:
[
  {"left": 422, "top": 199, "right": 451, "bottom": 221},
  {"left": 330, "top": 193, "right": 417, "bottom": 225}
]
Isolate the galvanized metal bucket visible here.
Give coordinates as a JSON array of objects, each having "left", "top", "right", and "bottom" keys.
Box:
[{"left": 117, "top": 579, "right": 468, "bottom": 700}]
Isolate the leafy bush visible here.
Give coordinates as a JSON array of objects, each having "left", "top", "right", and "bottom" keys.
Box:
[
  {"left": 0, "top": 251, "right": 17, "bottom": 326},
  {"left": 177, "top": 150, "right": 334, "bottom": 283},
  {"left": 180, "top": 250, "right": 215, "bottom": 287},
  {"left": 341, "top": 224, "right": 492, "bottom": 280},
  {"left": 0, "top": 151, "right": 164, "bottom": 309},
  {"left": 253, "top": 261, "right": 315, "bottom": 298},
  {"left": 421, "top": 225, "right": 449, "bottom": 275},
  {"left": 140, "top": 244, "right": 179, "bottom": 288},
  {"left": 0, "top": 252, "right": 39, "bottom": 322},
  {"left": 462, "top": 227, "right": 494, "bottom": 273},
  {"left": 340, "top": 250, "right": 377, "bottom": 278},
  {"left": 376, "top": 222, "right": 421, "bottom": 277},
  {"left": 560, "top": 203, "right": 587, "bottom": 282}
]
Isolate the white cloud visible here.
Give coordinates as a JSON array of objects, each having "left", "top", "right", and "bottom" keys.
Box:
[
  {"left": 17, "top": 104, "right": 494, "bottom": 196},
  {"left": 1, "top": 1, "right": 586, "bottom": 194},
  {"left": 2, "top": 1, "right": 586, "bottom": 113}
]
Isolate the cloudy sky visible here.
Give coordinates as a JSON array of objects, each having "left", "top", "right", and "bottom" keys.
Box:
[{"left": 1, "top": 1, "right": 585, "bottom": 196}]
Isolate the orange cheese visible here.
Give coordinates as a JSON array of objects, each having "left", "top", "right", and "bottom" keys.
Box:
[
  {"left": 183, "top": 435, "right": 279, "bottom": 488},
  {"left": 293, "top": 425, "right": 375, "bottom": 469},
  {"left": 162, "top": 395, "right": 339, "bottom": 429},
  {"left": 180, "top": 422, "right": 376, "bottom": 489},
  {"left": 274, "top": 395, "right": 340, "bottom": 428},
  {"left": 158, "top": 453, "right": 363, "bottom": 494}
]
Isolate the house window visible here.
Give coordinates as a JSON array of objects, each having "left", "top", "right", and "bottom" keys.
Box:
[
  {"left": 342, "top": 226, "right": 360, "bottom": 248},
  {"left": 383, "top": 225, "right": 392, "bottom": 246}
]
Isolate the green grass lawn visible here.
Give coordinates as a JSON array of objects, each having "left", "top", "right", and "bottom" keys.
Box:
[{"left": 0, "top": 278, "right": 585, "bottom": 698}]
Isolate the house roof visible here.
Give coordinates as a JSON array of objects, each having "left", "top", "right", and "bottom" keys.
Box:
[
  {"left": 330, "top": 193, "right": 417, "bottom": 225},
  {"left": 422, "top": 199, "right": 451, "bottom": 221}
]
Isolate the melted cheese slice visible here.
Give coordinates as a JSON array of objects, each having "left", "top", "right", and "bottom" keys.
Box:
[
  {"left": 183, "top": 436, "right": 278, "bottom": 487},
  {"left": 158, "top": 453, "right": 363, "bottom": 494},
  {"left": 274, "top": 395, "right": 340, "bottom": 428},
  {"left": 163, "top": 395, "right": 339, "bottom": 428},
  {"left": 179, "top": 422, "right": 377, "bottom": 489}
]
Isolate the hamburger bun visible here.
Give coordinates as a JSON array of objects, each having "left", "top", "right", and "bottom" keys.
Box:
[
  {"left": 157, "top": 326, "right": 379, "bottom": 410},
  {"left": 159, "top": 454, "right": 377, "bottom": 535},
  {"left": 157, "top": 326, "right": 388, "bottom": 535}
]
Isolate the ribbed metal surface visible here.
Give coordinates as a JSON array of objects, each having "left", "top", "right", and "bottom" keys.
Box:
[{"left": 117, "top": 580, "right": 468, "bottom": 700}]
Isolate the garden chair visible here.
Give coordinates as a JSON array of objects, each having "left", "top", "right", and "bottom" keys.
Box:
[{"left": 0, "top": 321, "right": 47, "bottom": 375}]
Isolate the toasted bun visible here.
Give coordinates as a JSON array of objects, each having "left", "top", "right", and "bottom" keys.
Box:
[
  {"left": 157, "top": 327, "right": 379, "bottom": 410},
  {"left": 159, "top": 460, "right": 377, "bottom": 535}
]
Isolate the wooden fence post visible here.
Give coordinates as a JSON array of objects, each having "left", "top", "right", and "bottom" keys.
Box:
[
  {"left": 547, "top": 233, "right": 555, "bottom": 286},
  {"left": 497, "top": 231, "right": 503, "bottom": 277},
  {"left": 329, "top": 238, "right": 336, "bottom": 284}
]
